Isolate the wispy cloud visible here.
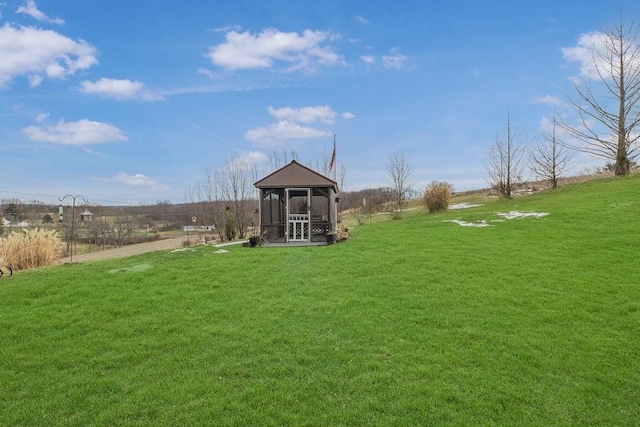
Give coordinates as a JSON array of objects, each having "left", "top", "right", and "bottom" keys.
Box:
[
  {"left": 360, "top": 55, "right": 376, "bottom": 64},
  {"left": 359, "top": 48, "right": 408, "bottom": 69},
  {"left": 245, "top": 121, "right": 332, "bottom": 147},
  {"left": 78, "top": 78, "right": 163, "bottom": 101},
  {"left": 382, "top": 48, "right": 408, "bottom": 69},
  {"left": 355, "top": 15, "right": 369, "bottom": 25},
  {"left": 22, "top": 118, "right": 127, "bottom": 146},
  {"left": 245, "top": 105, "right": 353, "bottom": 148},
  {"left": 210, "top": 24, "right": 242, "bottom": 33},
  {"left": 267, "top": 105, "right": 337, "bottom": 124},
  {"left": 107, "top": 173, "right": 168, "bottom": 190},
  {"left": 533, "top": 94, "right": 564, "bottom": 106},
  {"left": 0, "top": 23, "right": 97, "bottom": 88},
  {"left": 205, "top": 28, "right": 343, "bottom": 72},
  {"left": 16, "top": 0, "right": 65, "bottom": 25},
  {"left": 225, "top": 151, "right": 269, "bottom": 171},
  {"left": 196, "top": 68, "right": 221, "bottom": 80}
]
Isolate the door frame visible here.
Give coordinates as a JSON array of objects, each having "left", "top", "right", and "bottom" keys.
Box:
[{"left": 285, "top": 188, "right": 311, "bottom": 242}]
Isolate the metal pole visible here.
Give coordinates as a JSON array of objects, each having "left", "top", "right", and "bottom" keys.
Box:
[{"left": 59, "top": 194, "right": 87, "bottom": 263}]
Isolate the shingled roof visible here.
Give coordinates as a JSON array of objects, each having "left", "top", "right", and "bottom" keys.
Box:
[{"left": 254, "top": 160, "right": 338, "bottom": 192}]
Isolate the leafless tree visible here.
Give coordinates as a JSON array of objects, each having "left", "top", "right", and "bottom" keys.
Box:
[
  {"left": 187, "top": 169, "right": 226, "bottom": 241},
  {"left": 218, "top": 157, "right": 259, "bottom": 239},
  {"left": 87, "top": 216, "right": 111, "bottom": 249},
  {"left": 386, "top": 151, "right": 415, "bottom": 219},
  {"left": 112, "top": 214, "right": 135, "bottom": 247},
  {"left": 561, "top": 17, "right": 640, "bottom": 175},
  {"left": 310, "top": 149, "right": 346, "bottom": 189},
  {"left": 530, "top": 113, "right": 573, "bottom": 189},
  {"left": 190, "top": 158, "right": 259, "bottom": 240},
  {"left": 310, "top": 150, "right": 331, "bottom": 177},
  {"left": 269, "top": 149, "right": 299, "bottom": 171},
  {"left": 336, "top": 163, "right": 347, "bottom": 191},
  {"left": 486, "top": 112, "right": 527, "bottom": 198}
]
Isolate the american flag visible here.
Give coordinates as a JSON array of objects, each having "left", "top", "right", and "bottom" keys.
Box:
[{"left": 328, "top": 138, "right": 336, "bottom": 172}]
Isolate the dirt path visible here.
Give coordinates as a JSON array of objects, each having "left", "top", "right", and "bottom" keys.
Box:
[{"left": 55, "top": 237, "right": 188, "bottom": 264}]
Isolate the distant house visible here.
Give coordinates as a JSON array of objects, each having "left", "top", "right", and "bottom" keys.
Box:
[
  {"left": 254, "top": 160, "right": 339, "bottom": 245},
  {"left": 2, "top": 217, "right": 28, "bottom": 228}
]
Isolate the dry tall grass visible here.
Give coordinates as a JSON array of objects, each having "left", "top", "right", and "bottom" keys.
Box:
[
  {"left": 423, "top": 181, "right": 453, "bottom": 213},
  {"left": 0, "top": 228, "right": 63, "bottom": 270}
]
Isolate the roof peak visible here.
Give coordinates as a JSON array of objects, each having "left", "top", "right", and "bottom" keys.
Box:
[{"left": 254, "top": 160, "right": 338, "bottom": 191}]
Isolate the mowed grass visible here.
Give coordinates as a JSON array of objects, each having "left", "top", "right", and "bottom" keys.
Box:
[{"left": 1, "top": 176, "right": 639, "bottom": 425}]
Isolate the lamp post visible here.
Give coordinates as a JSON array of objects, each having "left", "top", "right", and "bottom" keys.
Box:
[{"left": 59, "top": 194, "right": 87, "bottom": 263}]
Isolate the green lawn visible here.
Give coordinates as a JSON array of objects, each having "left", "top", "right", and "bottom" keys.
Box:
[{"left": 1, "top": 176, "right": 639, "bottom": 425}]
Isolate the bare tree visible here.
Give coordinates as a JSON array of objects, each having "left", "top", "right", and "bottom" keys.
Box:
[
  {"left": 386, "top": 151, "right": 415, "bottom": 219},
  {"left": 187, "top": 169, "right": 227, "bottom": 241},
  {"left": 269, "top": 149, "right": 299, "bottom": 172},
  {"left": 112, "top": 214, "right": 135, "bottom": 247},
  {"left": 218, "top": 157, "right": 259, "bottom": 239},
  {"left": 531, "top": 113, "right": 573, "bottom": 189},
  {"left": 336, "top": 163, "right": 347, "bottom": 191},
  {"left": 561, "top": 17, "right": 640, "bottom": 175},
  {"left": 310, "top": 148, "right": 346, "bottom": 189},
  {"left": 190, "top": 158, "right": 259, "bottom": 241},
  {"left": 310, "top": 149, "right": 331, "bottom": 177},
  {"left": 486, "top": 112, "right": 527, "bottom": 198}
]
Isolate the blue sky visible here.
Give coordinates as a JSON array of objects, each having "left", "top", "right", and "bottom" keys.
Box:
[{"left": 2, "top": 0, "right": 638, "bottom": 206}]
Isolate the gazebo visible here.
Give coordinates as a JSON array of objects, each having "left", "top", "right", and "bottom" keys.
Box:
[
  {"left": 254, "top": 160, "right": 339, "bottom": 245},
  {"left": 79, "top": 209, "right": 93, "bottom": 222}
]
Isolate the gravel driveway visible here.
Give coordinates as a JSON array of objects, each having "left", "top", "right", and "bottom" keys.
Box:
[{"left": 55, "top": 237, "right": 187, "bottom": 264}]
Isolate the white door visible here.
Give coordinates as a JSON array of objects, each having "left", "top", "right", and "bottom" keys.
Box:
[{"left": 286, "top": 188, "right": 310, "bottom": 242}]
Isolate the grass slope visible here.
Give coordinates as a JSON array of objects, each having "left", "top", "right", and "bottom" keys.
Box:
[{"left": 1, "top": 176, "right": 639, "bottom": 425}]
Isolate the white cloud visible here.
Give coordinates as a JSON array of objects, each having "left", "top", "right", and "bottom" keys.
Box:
[
  {"left": 0, "top": 23, "right": 97, "bottom": 88},
  {"left": 205, "top": 28, "right": 343, "bottom": 72},
  {"left": 561, "top": 32, "right": 605, "bottom": 79},
  {"left": 355, "top": 15, "right": 369, "bottom": 25},
  {"left": 382, "top": 51, "right": 408, "bottom": 69},
  {"left": 196, "top": 68, "right": 220, "bottom": 79},
  {"left": 17, "top": 0, "right": 65, "bottom": 25},
  {"left": 210, "top": 24, "right": 241, "bottom": 33},
  {"left": 245, "top": 120, "right": 332, "bottom": 147},
  {"left": 22, "top": 118, "right": 127, "bottom": 146},
  {"left": 533, "top": 94, "right": 564, "bottom": 106},
  {"left": 109, "top": 173, "right": 168, "bottom": 190},
  {"left": 28, "top": 74, "right": 44, "bottom": 87},
  {"left": 226, "top": 151, "right": 269, "bottom": 170},
  {"left": 267, "top": 105, "right": 337, "bottom": 124},
  {"left": 360, "top": 55, "right": 376, "bottom": 64},
  {"left": 78, "top": 78, "right": 163, "bottom": 101},
  {"left": 246, "top": 105, "right": 354, "bottom": 147},
  {"left": 561, "top": 31, "right": 640, "bottom": 81}
]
